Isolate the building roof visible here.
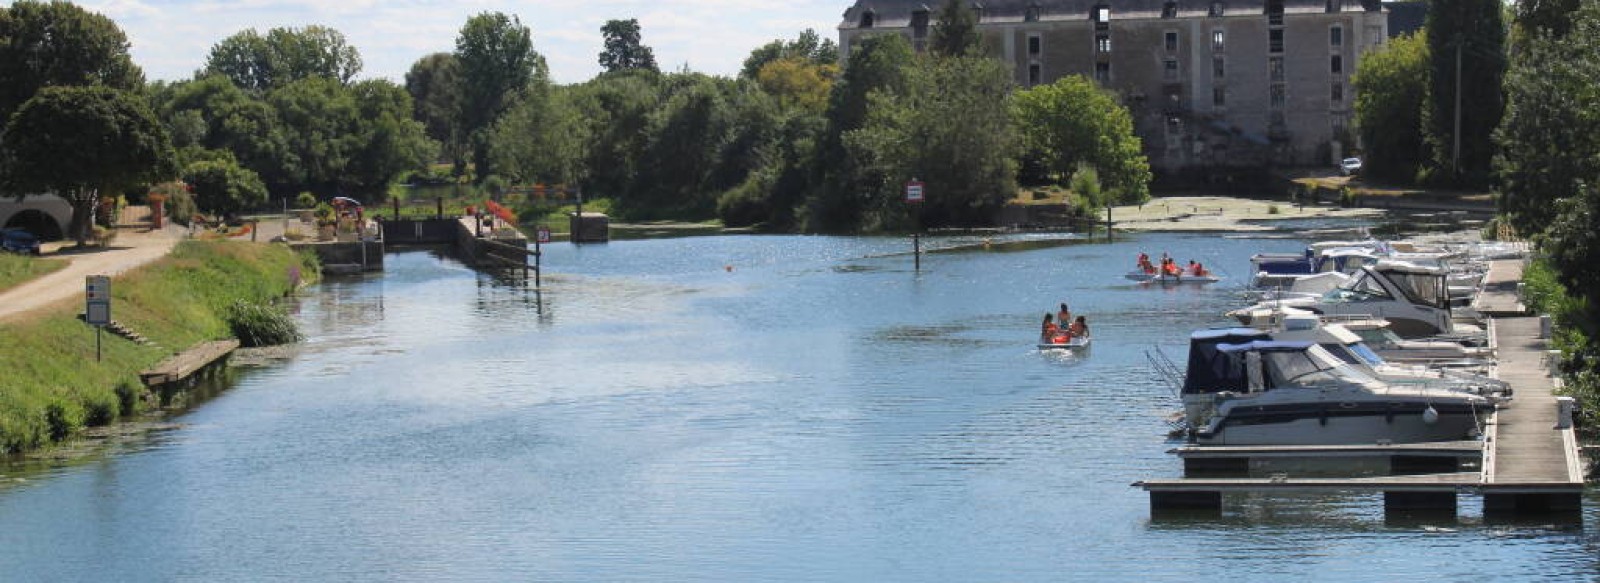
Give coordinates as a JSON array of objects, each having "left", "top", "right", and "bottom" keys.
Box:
[{"left": 840, "top": 0, "right": 1383, "bottom": 29}]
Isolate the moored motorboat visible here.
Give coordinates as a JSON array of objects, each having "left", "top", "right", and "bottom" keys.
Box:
[{"left": 1176, "top": 330, "right": 1491, "bottom": 446}]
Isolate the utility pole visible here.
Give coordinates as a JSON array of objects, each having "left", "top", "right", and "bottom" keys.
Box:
[{"left": 1453, "top": 38, "right": 1462, "bottom": 180}]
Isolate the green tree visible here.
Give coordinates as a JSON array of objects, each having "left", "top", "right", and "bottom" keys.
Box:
[
  {"left": 627, "top": 75, "right": 734, "bottom": 218},
  {"left": 1427, "top": 0, "right": 1507, "bottom": 188},
  {"left": 755, "top": 58, "right": 837, "bottom": 113},
  {"left": 345, "top": 80, "right": 435, "bottom": 200},
  {"left": 1515, "top": 0, "right": 1582, "bottom": 38},
  {"left": 404, "top": 52, "right": 466, "bottom": 174},
  {"left": 1353, "top": 31, "right": 1430, "bottom": 185},
  {"left": 0, "top": 0, "right": 144, "bottom": 128},
  {"left": 455, "top": 12, "right": 549, "bottom": 182},
  {"left": 183, "top": 158, "right": 268, "bottom": 216},
  {"left": 155, "top": 75, "right": 295, "bottom": 190},
  {"left": 266, "top": 77, "right": 359, "bottom": 192},
  {"left": 1010, "top": 75, "right": 1150, "bottom": 204},
  {"left": 567, "top": 70, "right": 662, "bottom": 203},
  {"left": 810, "top": 34, "right": 913, "bottom": 231},
  {"left": 598, "top": 19, "right": 658, "bottom": 74},
  {"left": 1495, "top": 0, "right": 1600, "bottom": 239},
  {"left": 740, "top": 29, "right": 839, "bottom": 79},
  {"left": 1068, "top": 163, "right": 1104, "bottom": 210},
  {"left": 488, "top": 86, "right": 587, "bottom": 186},
  {"left": 931, "top": 0, "right": 983, "bottom": 58},
  {"left": 203, "top": 25, "right": 362, "bottom": 93},
  {"left": 0, "top": 87, "right": 174, "bottom": 245},
  {"left": 844, "top": 55, "right": 1017, "bottom": 229}
]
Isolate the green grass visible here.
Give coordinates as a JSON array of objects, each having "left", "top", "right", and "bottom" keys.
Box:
[
  {"left": 0, "top": 254, "right": 67, "bottom": 293},
  {"left": 0, "top": 241, "right": 317, "bottom": 454}
]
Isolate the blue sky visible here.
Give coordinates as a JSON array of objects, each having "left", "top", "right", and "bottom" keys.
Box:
[{"left": 65, "top": 0, "right": 847, "bottom": 85}]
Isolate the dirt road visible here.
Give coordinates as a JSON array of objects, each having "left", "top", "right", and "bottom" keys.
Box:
[{"left": 0, "top": 224, "right": 182, "bottom": 323}]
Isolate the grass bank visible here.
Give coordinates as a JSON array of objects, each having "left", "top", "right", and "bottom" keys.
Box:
[
  {"left": 0, "top": 241, "right": 317, "bottom": 454},
  {"left": 0, "top": 254, "right": 67, "bottom": 292}
]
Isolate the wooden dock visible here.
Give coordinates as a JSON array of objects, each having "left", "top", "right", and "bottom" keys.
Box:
[
  {"left": 139, "top": 339, "right": 240, "bottom": 386},
  {"left": 1138, "top": 258, "right": 1587, "bottom": 517}
]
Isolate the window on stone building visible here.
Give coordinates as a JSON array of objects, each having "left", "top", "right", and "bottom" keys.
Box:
[
  {"left": 1029, "top": 34, "right": 1041, "bottom": 56},
  {"left": 1327, "top": 0, "right": 1341, "bottom": 12},
  {"left": 1025, "top": 3, "right": 1041, "bottom": 22},
  {"left": 859, "top": 10, "right": 875, "bottom": 28},
  {"left": 1212, "top": 30, "right": 1225, "bottom": 52},
  {"left": 1096, "top": 33, "right": 1112, "bottom": 53},
  {"left": 1270, "top": 84, "right": 1286, "bottom": 109},
  {"left": 1165, "top": 31, "right": 1178, "bottom": 52},
  {"left": 1266, "top": 0, "right": 1284, "bottom": 25},
  {"left": 1331, "top": 82, "right": 1343, "bottom": 105},
  {"left": 1163, "top": 2, "right": 1178, "bottom": 18},
  {"left": 1330, "top": 54, "right": 1342, "bottom": 74},
  {"left": 1270, "top": 29, "right": 1284, "bottom": 53},
  {"left": 1214, "top": 86, "right": 1226, "bottom": 107},
  {"left": 1095, "top": 62, "right": 1111, "bottom": 83},
  {"left": 1270, "top": 56, "right": 1285, "bottom": 81},
  {"left": 1214, "top": 56, "right": 1226, "bottom": 78},
  {"left": 1210, "top": 2, "right": 1226, "bottom": 17},
  {"left": 1029, "top": 63, "right": 1042, "bottom": 86},
  {"left": 912, "top": 10, "right": 929, "bottom": 39},
  {"left": 1164, "top": 58, "right": 1179, "bottom": 81},
  {"left": 1331, "top": 26, "right": 1343, "bottom": 47},
  {"left": 1367, "top": 25, "right": 1383, "bottom": 45}
]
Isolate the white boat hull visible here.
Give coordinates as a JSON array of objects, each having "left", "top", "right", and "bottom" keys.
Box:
[
  {"left": 1038, "top": 337, "right": 1091, "bottom": 350},
  {"left": 1194, "top": 400, "right": 1483, "bottom": 446},
  {"left": 1125, "top": 271, "right": 1220, "bottom": 284}
]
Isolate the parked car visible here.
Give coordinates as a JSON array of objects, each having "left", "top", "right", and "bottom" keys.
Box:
[
  {"left": 1339, "top": 157, "right": 1363, "bottom": 176},
  {"left": 1, "top": 228, "right": 41, "bottom": 255}
]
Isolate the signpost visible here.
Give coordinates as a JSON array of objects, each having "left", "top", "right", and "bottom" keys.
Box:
[
  {"left": 906, "top": 179, "right": 925, "bottom": 271},
  {"left": 86, "top": 275, "right": 111, "bottom": 361}
]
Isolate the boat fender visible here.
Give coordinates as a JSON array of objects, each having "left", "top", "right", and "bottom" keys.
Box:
[
  {"left": 1318, "top": 408, "right": 1329, "bottom": 426},
  {"left": 1422, "top": 405, "right": 1440, "bottom": 425}
]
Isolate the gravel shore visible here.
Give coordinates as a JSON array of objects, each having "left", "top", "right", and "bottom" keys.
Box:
[{"left": 1109, "top": 196, "right": 1386, "bottom": 232}]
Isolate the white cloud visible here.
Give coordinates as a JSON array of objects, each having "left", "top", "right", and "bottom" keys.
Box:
[{"left": 55, "top": 0, "right": 846, "bottom": 84}]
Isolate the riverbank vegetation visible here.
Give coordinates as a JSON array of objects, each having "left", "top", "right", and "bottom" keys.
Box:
[
  {"left": 0, "top": 241, "right": 316, "bottom": 453},
  {"left": 1494, "top": 0, "right": 1600, "bottom": 436}
]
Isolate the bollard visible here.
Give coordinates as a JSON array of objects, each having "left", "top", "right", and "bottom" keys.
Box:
[
  {"left": 1556, "top": 397, "right": 1575, "bottom": 429},
  {"left": 1539, "top": 314, "right": 1552, "bottom": 339}
]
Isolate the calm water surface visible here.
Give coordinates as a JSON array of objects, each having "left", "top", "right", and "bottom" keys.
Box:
[{"left": 1, "top": 231, "right": 1596, "bottom": 581}]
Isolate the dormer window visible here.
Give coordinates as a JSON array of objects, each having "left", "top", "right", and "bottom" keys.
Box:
[
  {"left": 1163, "top": 2, "right": 1178, "bottom": 18},
  {"left": 1210, "top": 2, "right": 1226, "bottom": 17},
  {"left": 1266, "top": 0, "right": 1284, "bottom": 26},
  {"left": 1025, "top": 3, "right": 1041, "bottom": 22},
  {"left": 859, "top": 9, "right": 875, "bottom": 28},
  {"left": 1092, "top": 4, "right": 1110, "bottom": 31},
  {"left": 972, "top": 2, "right": 985, "bottom": 22},
  {"left": 911, "top": 9, "right": 930, "bottom": 39},
  {"left": 1326, "top": 0, "right": 1341, "bottom": 12}
]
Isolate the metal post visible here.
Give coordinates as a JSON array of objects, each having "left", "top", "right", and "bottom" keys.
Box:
[
  {"left": 913, "top": 233, "right": 921, "bottom": 272},
  {"left": 1106, "top": 205, "right": 1113, "bottom": 242},
  {"left": 436, "top": 197, "right": 443, "bottom": 219},
  {"left": 96, "top": 327, "right": 102, "bottom": 362},
  {"left": 533, "top": 238, "right": 542, "bottom": 288},
  {"left": 574, "top": 185, "right": 584, "bottom": 245},
  {"left": 1452, "top": 40, "right": 1462, "bottom": 180},
  {"left": 394, "top": 198, "right": 400, "bottom": 220}
]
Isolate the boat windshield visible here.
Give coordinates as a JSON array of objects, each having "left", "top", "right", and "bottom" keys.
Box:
[
  {"left": 1385, "top": 271, "right": 1448, "bottom": 309},
  {"left": 1321, "top": 272, "right": 1391, "bottom": 303},
  {"left": 1349, "top": 326, "right": 1403, "bottom": 348},
  {"left": 1265, "top": 345, "right": 1376, "bottom": 386}
]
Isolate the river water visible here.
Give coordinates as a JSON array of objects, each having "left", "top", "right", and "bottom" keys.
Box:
[{"left": 1, "top": 230, "right": 1595, "bottom": 581}]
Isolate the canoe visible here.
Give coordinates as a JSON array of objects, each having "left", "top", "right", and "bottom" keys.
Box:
[{"left": 1124, "top": 271, "right": 1221, "bottom": 284}]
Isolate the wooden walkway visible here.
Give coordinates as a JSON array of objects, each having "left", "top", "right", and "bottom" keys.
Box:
[{"left": 140, "top": 339, "right": 239, "bottom": 386}]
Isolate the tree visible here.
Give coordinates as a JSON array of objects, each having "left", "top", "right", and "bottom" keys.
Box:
[
  {"left": 598, "top": 19, "right": 658, "bottom": 74},
  {"left": 0, "top": 87, "right": 174, "bottom": 245},
  {"left": 628, "top": 75, "right": 734, "bottom": 218},
  {"left": 267, "top": 77, "right": 359, "bottom": 192},
  {"left": 931, "top": 0, "right": 983, "bottom": 58},
  {"left": 203, "top": 25, "right": 362, "bottom": 93},
  {"left": 455, "top": 12, "right": 548, "bottom": 182},
  {"left": 843, "top": 55, "right": 1017, "bottom": 229},
  {"left": 740, "top": 29, "right": 839, "bottom": 79},
  {"left": 810, "top": 34, "right": 913, "bottom": 231},
  {"left": 1010, "top": 75, "right": 1151, "bottom": 204},
  {"left": 183, "top": 158, "right": 267, "bottom": 216},
  {"left": 345, "top": 80, "right": 435, "bottom": 201},
  {"left": 755, "top": 58, "right": 837, "bottom": 113},
  {"left": 488, "top": 86, "right": 587, "bottom": 187},
  {"left": 567, "top": 70, "right": 662, "bottom": 203},
  {"left": 1353, "top": 32, "right": 1430, "bottom": 185},
  {"left": 405, "top": 53, "right": 466, "bottom": 174},
  {"left": 0, "top": 1, "right": 144, "bottom": 128},
  {"left": 1494, "top": 0, "right": 1600, "bottom": 239},
  {"left": 1068, "top": 163, "right": 1104, "bottom": 210},
  {"left": 1515, "top": 0, "right": 1582, "bottom": 38},
  {"left": 1426, "top": 0, "right": 1506, "bottom": 188}
]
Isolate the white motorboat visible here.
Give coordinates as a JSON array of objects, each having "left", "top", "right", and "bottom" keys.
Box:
[
  {"left": 1229, "top": 261, "right": 1457, "bottom": 338},
  {"left": 1177, "top": 330, "right": 1492, "bottom": 446},
  {"left": 1038, "top": 336, "right": 1092, "bottom": 351},
  {"left": 1250, "top": 313, "right": 1508, "bottom": 399}
]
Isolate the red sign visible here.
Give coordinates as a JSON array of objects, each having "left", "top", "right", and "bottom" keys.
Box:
[
  {"left": 906, "top": 180, "right": 925, "bottom": 203},
  {"left": 536, "top": 226, "right": 551, "bottom": 244}
]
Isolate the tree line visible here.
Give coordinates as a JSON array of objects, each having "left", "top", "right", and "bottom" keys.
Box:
[{"left": 0, "top": 0, "right": 1151, "bottom": 243}]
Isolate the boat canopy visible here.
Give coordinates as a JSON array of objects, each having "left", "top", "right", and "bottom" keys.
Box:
[
  {"left": 1182, "top": 329, "right": 1270, "bottom": 395},
  {"left": 1215, "top": 340, "right": 1316, "bottom": 354}
]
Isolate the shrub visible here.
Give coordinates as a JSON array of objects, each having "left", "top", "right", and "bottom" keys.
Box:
[
  {"left": 82, "top": 388, "right": 119, "bottom": 427},
  {"left": 718, "top": 172, "right": 773, "bottom": 228},
  {"left": 225, "top": 299, "right": 302, "bottom": 347},
  {"left": 1267, "top": 204, "right": 1281, "bottom": 215},
  {"left": 44, "top": 397, "right": 85, "bottom": 441},
  {"left": 295, "top": 191, "right": 318, "bottom": 208},
  {"left": 115, "top": 381, "right": 142, "bottom": 418},
  {"left": 151, "top": 181, "right": 198, "bottom": 226}
]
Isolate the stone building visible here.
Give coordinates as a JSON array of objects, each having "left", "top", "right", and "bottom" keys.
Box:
[{"left": 837, "top": 0, "right": 1389, "bottom": 176}]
